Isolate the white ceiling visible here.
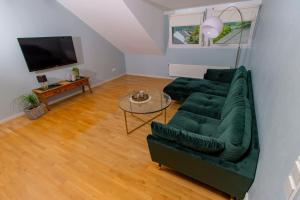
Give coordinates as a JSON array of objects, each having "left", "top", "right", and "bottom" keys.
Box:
[
  {"left": 144, "top": 0, "right": 247, "bottom": 10},
  {"left": 57, "top": 0, "right": 164, "bottom": 54}
]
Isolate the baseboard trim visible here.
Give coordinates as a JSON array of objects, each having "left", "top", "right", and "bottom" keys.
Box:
[
  {"left": 92, "top": 73, "right": 126, "bottom": 88},
  {"left": 0, "top": 112, "right": 24, "bottom": 124},
  {"left": 126, "top": 73, "right": 174, "bottom": 80},
  {"left": 0, "top": 73, "right": 126, "bottom": 125}
]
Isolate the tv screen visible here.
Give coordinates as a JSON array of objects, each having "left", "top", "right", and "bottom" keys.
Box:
[{"left": 18, "top": 36, "right": 78, "bottom": 72}]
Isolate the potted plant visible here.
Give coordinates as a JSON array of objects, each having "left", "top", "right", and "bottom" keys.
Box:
[
  {"left": 72, "top": 67, "right": 80, "bottom": 80},
  {"left": 21, "top": 93, "right": 47, "bottom": 120}
]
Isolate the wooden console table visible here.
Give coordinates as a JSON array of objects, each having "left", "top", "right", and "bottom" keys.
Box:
[{"left": 33, "top": 76, "right": 92, "bottom": 110}]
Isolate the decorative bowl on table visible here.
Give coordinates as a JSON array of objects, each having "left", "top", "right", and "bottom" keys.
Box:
[{"left": 129, "top": 90, "right": 151, "bottom": 104}]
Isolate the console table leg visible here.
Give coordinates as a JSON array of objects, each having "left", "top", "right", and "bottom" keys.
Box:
[
  {"left": 40, "top": 98, "right": 50, "bottom": 111},
  {"left": 82, "top": 85, "right": 85, "bottom": 93},
  {"left": 87, "top": 83, "right": 93, "bottom": 93}
]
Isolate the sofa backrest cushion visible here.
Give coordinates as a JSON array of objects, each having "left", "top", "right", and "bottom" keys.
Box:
[
  {"left": 218, "top": 98, "right": 252, "bottom": 162},
  {"left": 228, "top": 78, "right": 248, "bottom": 98},
  {"left": 221, "top": 78, "right": 248, "bottom": 119},
  {"left": 167, "top": 110, "right": 220, "bottom": 137},
  {"left": 204, "top": 68, "right": 237, "bottom": 83},
  {"left": 151, "top": 122, "right": 225, "bottom": 153},
  {"left": 230, "top": 66, "right": 248, "bottom": 86}
]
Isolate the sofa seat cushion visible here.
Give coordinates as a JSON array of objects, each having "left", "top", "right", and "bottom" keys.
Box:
[
  {"left": 151, "top": 122, "right": 225, "bottom": 153},
  {"left": 164, "top": 77, "right": 230, "bottom": 101},
  {"left": 188, "top": 86, "right": 229, "bottom": 97},
  {"left": 163, "top": 77, "right": 196, "bottom": 101},
  {"left": 163, "top": 66, "right": 247, "bottom": 101},
  {"left": 151, "top": 98, "right": 252, "bottom": 162},
  {"left": 187, "top": 80, "right": 229, "bottom": 91},
  {"left": 180, "top": 92, "right": 226, "bottom": 119},
  {"left": 218, "top": 98, "right": 252, "bottom": 162},
  {"left": 168, "top": 110, "right": 220, "bottom": 138},
  {"left": 188, "top": 92, "right": 226, "bottom": 104},
  {"left": 186, "top": 80, "right": 229, "bottom": 97}
]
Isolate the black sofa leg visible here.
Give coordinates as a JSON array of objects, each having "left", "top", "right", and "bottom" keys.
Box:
[{"left": 158, "top": 163, "right": 162, "bottom": 168}]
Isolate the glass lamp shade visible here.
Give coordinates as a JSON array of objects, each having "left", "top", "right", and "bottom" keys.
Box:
[{"left": 201, "top": 17, "right": 224, "bottom": 39}]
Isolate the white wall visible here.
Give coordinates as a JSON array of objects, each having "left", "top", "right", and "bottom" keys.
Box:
[
  {"left": 124, "top": 0, "right": 166, "bottom": 53},
  {"left": 248, "top": 0, "right": 300, "bottom": 199},
  {"left": 125, "top": 9, "right": 253, "bottom": 77},
  {"left": 0, "top": 0, "right": 125, "bottom": 122},
  {"left": 125, "top": 48, "right": 252, "bottom": 77}
]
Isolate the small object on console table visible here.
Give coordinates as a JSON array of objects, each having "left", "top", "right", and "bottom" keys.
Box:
[
  {"left": 36, "top": 75, "right": 48, "bottom": 90},
  {"left": 32, "top": 76, "right": 92, "bottom": 111}
]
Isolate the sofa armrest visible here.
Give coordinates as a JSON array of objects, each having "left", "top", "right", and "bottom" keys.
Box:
[
  {"left": 151, "top": 122, "right": 224, "bottom": 153},
  {"left": 147, "top": 135, "right": 254, "bottom": 199},
  {"left": 204, "top": 69, "right": 236, "bottom": 83}
]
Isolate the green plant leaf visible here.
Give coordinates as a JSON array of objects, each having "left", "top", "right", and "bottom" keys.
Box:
[{"left": 21, "top": 93, "right": 40, "bottom": 109}]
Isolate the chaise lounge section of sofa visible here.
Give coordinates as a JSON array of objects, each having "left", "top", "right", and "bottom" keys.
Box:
[{"left": 147, "top": 66, "right": 259, "bottom": 200}]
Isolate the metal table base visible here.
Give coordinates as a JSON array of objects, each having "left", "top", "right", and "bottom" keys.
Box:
[{"left": 123, "top": 109, "right": 167, "bottom": 134}]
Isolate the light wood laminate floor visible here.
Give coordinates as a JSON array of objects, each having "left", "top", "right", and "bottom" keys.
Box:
[{"left": 0, "top": 75, "right": 229, "bottom": 200}]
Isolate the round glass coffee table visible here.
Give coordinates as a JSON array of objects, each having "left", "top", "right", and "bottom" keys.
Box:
[{"left": 119, "top": 90, "right": 172, "bottom": 134}]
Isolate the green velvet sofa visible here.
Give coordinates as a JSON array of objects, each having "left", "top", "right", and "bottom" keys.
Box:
[{"left": 147, "top": 66, "right": 259, "bottom": 200}]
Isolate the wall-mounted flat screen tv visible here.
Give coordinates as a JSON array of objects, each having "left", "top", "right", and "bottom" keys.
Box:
[{"left": 18, "top": 36, "right": 77, "bottom": 72}]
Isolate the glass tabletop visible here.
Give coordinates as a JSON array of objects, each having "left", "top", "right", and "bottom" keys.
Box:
[{"left": 119, "top": 90, "right": 172, "bottom": 114}]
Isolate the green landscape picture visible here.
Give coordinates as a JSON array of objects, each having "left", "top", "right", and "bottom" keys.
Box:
[
  {"left": 172, "top": 21, "right": 252, "bottom": 45},
  {"left": 213, "top": 21, "right": 252, "bottom": 44},
  {"left": 172, "top": 25, "right": 200, "bottom": 44}
]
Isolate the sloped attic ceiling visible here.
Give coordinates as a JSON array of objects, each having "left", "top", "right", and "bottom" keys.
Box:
[{"left": 57, "top": 0, "right": 165, "bottom": 55}]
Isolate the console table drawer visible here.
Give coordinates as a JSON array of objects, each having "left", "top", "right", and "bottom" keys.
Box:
[
  {"left": 76, "top": 79, "right": 88, "bottom": 86},
  {"left": 63, "top": 84, "right": 78, "bottom": 91},
  {"left": 41, "top": 89, "right": 61, "bottom": 98}
]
